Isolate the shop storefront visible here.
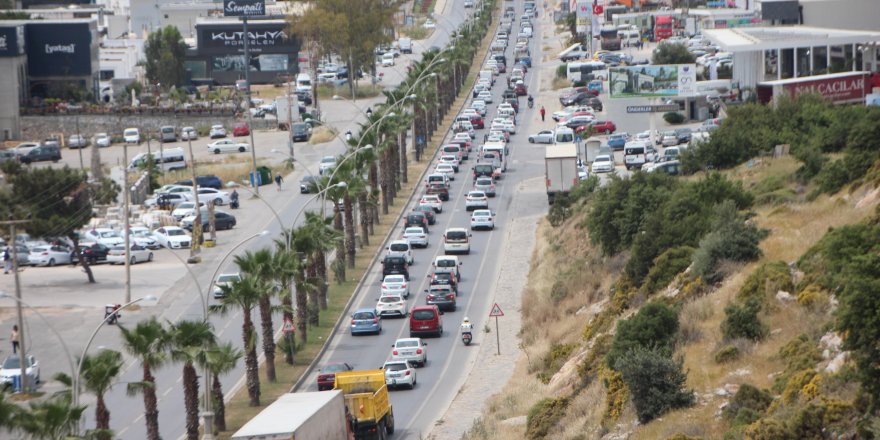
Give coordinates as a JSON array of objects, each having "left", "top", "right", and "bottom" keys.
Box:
[{"left": 186, "top": 18, "right": 300, "bottom": 85}]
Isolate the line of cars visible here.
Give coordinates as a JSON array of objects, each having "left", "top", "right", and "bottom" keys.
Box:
[{"left": 317, "top": 13, "right": 528, "bottom": 394}]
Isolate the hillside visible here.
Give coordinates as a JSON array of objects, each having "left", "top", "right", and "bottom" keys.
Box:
[{"left": 463, "top": 101, "right": 880, "bottom": 439}]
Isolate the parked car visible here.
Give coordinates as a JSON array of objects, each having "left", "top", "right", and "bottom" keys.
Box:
[
  {"left": 75, "top": 243, "right": 111, "bottom": 264},
  {"left": 300, "top": 175, "right": 318, "bottom": 193},
  {"left": 123, "top": 128, "right": 140, "bottom": 144},
  {"left": 174, "top": 175, "right": 223, "bottom": 189},
  {"left": 0, "top": 355, "right": 40, "bottom": 386},
  {"left": 316, "top": 362, "right": 354, "bottom": 391},
  {"left": 291, "top": 122, "right": 311, "bottom": 142},
  {"left": 106, "top": 244, "right": 154, "bottom": 265},
  {"left": 232, "top": 122, "right": 250, "bottom": 137},
  {"left": 591, "top": 154, "right": 614, "bottom": 173},
  {"left": 153, "top": 226, "right": 192, "bottom": 249},
  {"left": 350, "top": 308, "right": 382, "bottom": 335},
  {"left": 607, "top": 133, "right": 629, "bottom": 150},
  {"left": 591, "top": 120, "right": 617, "bottom": 134},
  {"left": 18, "top": 144, "right": 61, "bottom": 164},
  {"left": 82, "top": 228, "right": 124, "bottom": 247},
  {"left": 27, "top": 245, "right": 72, "bottom": 267},
  {"left": 209, "top": 125, "right": 227, "bottom": 139},
  {"left": 181, "top": 210, "right": 236, "bottom": 231},
  {"left": 67, "top": 134, "right": 89, "bottom": 149},
  {"left": 208, "top": 139, "right": 249, "bottom": 154},
  {"left": 319, "top": 156, "right": 337, "bottom": 175},
  {"left": 181, "top": 127, "right": 198, "bottom": 141},
  {"left": 93, "top": 133, "right": 111, "bottom": 148},
  {"left": 126, "top": 227, "right": 161, "bottom": 250}
]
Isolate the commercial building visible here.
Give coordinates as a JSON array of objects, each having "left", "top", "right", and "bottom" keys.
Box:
[
  {"left": 185, "top": 18, "right": 300, "bottom": 85},
  {"left": 24, "top": 19, "right": 100, "bottom": 100},
  {"left": 0, "top": 24, "right": 27, "bottom": 141}
]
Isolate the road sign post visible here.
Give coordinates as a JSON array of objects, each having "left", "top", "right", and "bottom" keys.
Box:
[
  {"left": 489, "top": 303, "right": 504, "bottom": 355},
  {"left": 283, "top": 317, "right": 295, "bottom": 363}
]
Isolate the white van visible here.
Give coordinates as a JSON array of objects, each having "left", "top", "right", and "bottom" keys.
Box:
[
  {"left": 295, "top": 73, "right": 312, "bottom": 93},
  {"left": 443, "top": 228, "right": 471, "bottom": 255},
  {"left": 554, "top": 127, "right": 575, "bottom": 144},
  {"left": 433, "top": 255, "right": 462, "bottom": 280},
  {"left": 619, "top": 29, "right": 640, "bottom": 47},
  {"left": 566, "top": 61, "right": 607, "bottom": 83},
  {"left": 479, "top": 70, "right": 494, "bottom": 85},
  {"left": 128, "top": 147, "right": 187, "bottom": 172},
  {"left": 623, "top": 141, "right": 648, "bottom": 170}
]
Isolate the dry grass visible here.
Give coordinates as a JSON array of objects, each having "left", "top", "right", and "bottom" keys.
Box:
[
  {"left": 308, "top": 126, "right": 338, "bottom": 145},
  {"left": 551, "top": 77, "right": 570, "bottom": 90},
  {"left": 315, "top": 84, "right": 383, "bottom": 100}
]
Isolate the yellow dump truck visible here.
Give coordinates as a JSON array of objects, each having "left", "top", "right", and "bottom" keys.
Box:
[{"left": 335, "top": 370, "right": 395, "bottom": 440}]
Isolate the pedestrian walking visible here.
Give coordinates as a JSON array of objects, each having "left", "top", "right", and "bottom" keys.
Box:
[
  {"left": 539, "top": 106, "right": 546, "bottom": 122},
  {"left": 3, "top": 247, "right": 11, "bottom": 274},
  {"left": 275, "top": 173, "right": 283, "bottom": 190},
  {"left": 11, "top": 325, "right": 19, "bottom": 354}
]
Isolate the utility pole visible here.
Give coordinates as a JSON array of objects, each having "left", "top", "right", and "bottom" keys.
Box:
[
  {"left": 187, "top": 137, "right": 202, "bottom": 262},
  {"left": 75, "top": 112, "right": 84, "bottom": 172},
  {"left": 122, "top": 142, "right": 131, "bottom": 303},
  {"left": 286, "top": 74, "right": 294, "bottom": 160},
  {"left": 242, "top": 16, "right": 260, "bottom": 195},
  {"left": 3, "top": 219, "right": 30, "bottom": 393}
]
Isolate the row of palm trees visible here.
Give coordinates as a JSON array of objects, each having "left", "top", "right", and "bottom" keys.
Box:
[{"left": 0, "top": 2, "right": 497, "bottom": 439}]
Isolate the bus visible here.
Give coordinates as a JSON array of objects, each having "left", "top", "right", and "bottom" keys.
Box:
[
  {"left": 566, "top": 61, "right": 608, "bottom": 83},
  {"left": 128, "top": 147, "right": 188, "bottom": 172},
  {"left": 600, "top": 25, "right": 622, "bottom": 51}
]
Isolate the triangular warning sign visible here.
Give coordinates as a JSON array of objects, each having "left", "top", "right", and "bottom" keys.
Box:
[
  {"left": 489, "top": 303, "right": 504, "bottom": 317},
  {"left": 283, "top": 318, "right": 295, "bottom": 333}
]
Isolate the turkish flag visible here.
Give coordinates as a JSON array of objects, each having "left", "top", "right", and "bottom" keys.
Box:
[{"left": 593, "top": 4, "right": 603, "bottom": 15}]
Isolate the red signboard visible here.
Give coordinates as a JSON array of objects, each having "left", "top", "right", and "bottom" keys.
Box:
[
  {"left": 592, "top": 4, "right": 603, "bottom": 15},
  {"left": 782, "top": 73, "right": 868, "bottom": 104}
]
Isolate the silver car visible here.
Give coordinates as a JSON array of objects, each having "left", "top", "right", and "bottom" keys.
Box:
[
  {"left": 474, "top": 177, "right": 496, "bottom": 197},
  {"left": 381, "top": 274, "right": 410, "bottom": 298}
]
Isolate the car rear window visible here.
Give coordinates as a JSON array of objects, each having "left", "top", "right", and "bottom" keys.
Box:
[
  {"left": 380, "top": 296, "right": 401, "bottom": 303},
  {"left": 353, "top": 312, "right": 375, "bottom": 319},
  {"left": 412, "top": 310, "right": 436, "bottom": 320},
  {"left": 436, "top": 259, "right": 455, "bottom": 267},
  {"left": 386, "top": 363, "right": 408, "bottom": 371},
  {"left": 390, "top": 243, "right": 409, "bottom": 252},
  {"left": 446, "top": 230, "right": 468, "bottom": 241},
  {"left": 475, "top": 165, "right": 493, "bottom": 172}
]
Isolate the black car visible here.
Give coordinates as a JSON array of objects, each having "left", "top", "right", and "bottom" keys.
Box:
[
  {"left": 405, "top": 212, "right": 430, "bottom": 230},
  {"left": 300, "top": 175, "right": 318, "bottom": 193},
  {"left": 294, "top": 91, "right": 313, "bottom": 106},
  {"left": 184, "top": 211, "right": 237, "bottom": 231},
  {"left": 674, "top": 128, "right": 692, "bottom": 144},
  {"left": 502, "top": 89, "right": 518, "bottom": 100},
  {"left": 74, "top": 243, "right": 111, "bottom": 264},
  {"left": 430, "top": 272, "right": 458, "bottom": 293},
  {"left": 413, "top": 205, "right": 436, "bottom": 225},
  {"left": 493, "top": 54, "right": 507, "bottom": 66},
  {"left": 381, "top": 255, "right": 409, "bottom": 280},
  {"left": 175, "top": 175, "right": 223, "bottom": 189},
  {"left": 19, "top": 145, "right": 61, "bottom": 164},
  {"left": 291, "top": 122, "right": 311, "bottom": 142}
]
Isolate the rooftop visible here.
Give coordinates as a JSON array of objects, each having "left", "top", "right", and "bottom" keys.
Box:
[{"left": 705, "top": 26, "right": 880, "bottom": 52}]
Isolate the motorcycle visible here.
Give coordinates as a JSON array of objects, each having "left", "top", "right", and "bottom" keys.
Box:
[
  {"left": 230, "top": 199, "right": 240, "bottom": 209},
  {"left": 104, "top": 304, "right": 122, "bottom": 325},
  {"left": 461, "top": 331, "right": 472, "bottom": 346},
  {"left": 528, "top": 97, "right": 534, "bottom": 109}
]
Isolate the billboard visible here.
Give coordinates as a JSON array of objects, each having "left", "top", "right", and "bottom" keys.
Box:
[
  {"left": 197, "top": 22, "right": 295, "bottom": 55},
  {"left": 609, "top": 64, "right": 697, "bottom": 98},
  {"left": 0, "top": 25, "right": 25, "bottom": 57},
  {"left": 757, "top": 72, "right": 869, "bottom": 105},
  {"left": 223, "top": 0, "right": 265, "bottom": 17},
  {"left": 25, "top": 22, "right": 95, "bottom": 77},
  {"left": 575, "top": 0, "right": 589, "bottom": 34}
]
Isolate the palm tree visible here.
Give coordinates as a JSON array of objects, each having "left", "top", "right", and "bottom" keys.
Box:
[
  {"left": 53, "top": 349, "right": 124, "bottom": 440},
  {"left": 119, "top": 317, "right": 169, "bottom": 440},
  {"left": 213, "top": 276, "right": 264, "bottom": 406},
  {"left": 203, "top": 343, "right": 242, "bottom": 433},
  {"left": 16, "top": 395, "right": 86, "bottom": 440},
  {"left": 168, "top": 320, "right": 216, "bottom": 440},
  {"left": 0, "top": 391, "right": 22, "bottom": 436},
  {"left": 234, "top": 249, "right": 278, "bottom": 383},
  {"left": 269, "top": 240, "right": 300, "bottom": 365}
]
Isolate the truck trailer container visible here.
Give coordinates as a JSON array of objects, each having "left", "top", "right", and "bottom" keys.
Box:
[
  {"left": 545, "top": 143, "right": 580, "bottom": 203},
  {"left": 231, "top": 391, "right": 350, "bottom": 440}
]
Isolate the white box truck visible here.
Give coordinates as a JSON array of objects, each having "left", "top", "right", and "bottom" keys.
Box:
[
  {"left": 232, "top": 391, "right": 349, "bottom": 440},
  {"left": 545, "top": 143, "right": 579, "bottom": 203},
  {"left": 398, "top": 37, "right": 413, "bottom": 54},
  {"left": 274, "top": 94, "right": 300, "bottom": 130}
]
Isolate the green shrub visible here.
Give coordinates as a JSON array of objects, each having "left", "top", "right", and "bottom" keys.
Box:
[
  {"left": 606, "top": 302, "right": 679, "bottom": 370},
  {"left": 691, "top": 201, "right": 766, "bottom": 282},
  {"left": 641, "top": 246, "right": 695, "bottom": 294},
  {"left": 721, "top": 298, "right": 767, "bottom": 341},
  {"left": 744, "top": 418, "right": 793, "bottom": 440},
  {"left": 616, "top": 347, "right": 695, "bottom": 423},
  {"left": 714, "top": 344, "right": 741, "bottom": 364},
  {"left": 796, "top": 284, "right": 829, "bottom": 311},
  {"left": 737, "top": 261, "right": 792, "bottom": 304},
  {"left": 723, "top": 384, "right": 773, "bottom": 423},
  {"left": 797, "top": 223, "right": 880, "bottom": 291},
  {"left": 538, "top": 343, "right": 577, "bottom": 384},
  {"left": 526, "top": 397, "right": 570, "bottom": 439},
  {"left": 663, "top": 112, "right": 685, "bottom": 124},
  {"left": 652, "top": 42, "right": 696, "bottom": 64},
  {"left": 577, "top": 333, "right": 612, "bottom": 379},
  {"left": 556, "top": 63, "right": 568, "bottom": 79},
  {"left": 774, "top": 334, "right": 822, "bottom": 392}
]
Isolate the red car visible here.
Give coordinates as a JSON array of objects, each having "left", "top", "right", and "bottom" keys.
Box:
[
  {"left": 232, "top": 122, "right": 250, "bottom": 137},
  {"left": 316, "top": 362, "right": 353, "bottom": 391},
  {"left": 467, "top": 114, "right": 485, "bottom": 129},
  {"left": 591, "top": 120, "right": 617, "bottom": 135},
  {"left": 514, "top": 82, "right": 528, "bottom": 96}
]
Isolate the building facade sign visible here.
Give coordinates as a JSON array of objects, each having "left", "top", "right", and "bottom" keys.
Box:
[
  {"left": 0, "top": 26, "right": 25, "bottom": 57},
  {"left": 25, "top": 22, "right": 94, "bottom": 77},
  {"left": 785, "top": 74, "right": 868, "bottom": 103},
  {"left": 223, "top": 0, "right": 265, "bottom": 17},
  {"left": 197, "top": 23, "right": 294, "bottom": 55}
]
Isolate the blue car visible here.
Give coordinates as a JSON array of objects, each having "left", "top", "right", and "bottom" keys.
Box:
[
  {"left": 518, "top": 57, "right": 532, "bottom": 68},
  {"left": 607, "top": 133, "right": 628, "bottom": 150},
  {"left": 351, "top": 308, "right": 382, "bottom": 335}
]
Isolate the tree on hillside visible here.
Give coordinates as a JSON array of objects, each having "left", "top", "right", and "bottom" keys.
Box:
[
  {"left": 652, "top": 42, "right": 696, "bottom": 65},
  {"left": 144, "top": 26, "right": 187, "bottom": 89},
  {"left": 0, "top": 165, "right": 118, "bottom": 283},
  {"left": 617, "top": 347, "right": 694, "bottom": 423},
  {"left": 836, "top": 254, "right": 880, "bottom": 410}
]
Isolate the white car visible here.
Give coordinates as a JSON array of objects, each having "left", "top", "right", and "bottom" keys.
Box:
[
  {"left": 470, "top": 209, "right": 495, "bottom": 230},
  {"left": 213, "top": 272, "right": 241, "bottom": 298},
  {"left": 390, "top": 338, "right": 428, "bottom": 367},
  {"left": 106, "top": 244, "right": 154, "bottom": 265},
  {"left": 157, "top": 184, "right": 193, "bottom": 195},
  {"left": 196, "top": 188, "right": 232, "bottom": 206},
  {"left": 434, "top": 163, "right": 456, "bottom": 180},
  {"left": 181, "top": 127, "right": 198, "bottom": 141},
  {"left": 591, "top": 154, "right": 615, "bottom": 173},
  {"left": 381, "top": 274, "right": 410, "bottom": 298},
  {"left": 0, "top": 355, "right": 40, "bottom": 385},
  {"left": 419, "top": 195, "right": 443, "bottom": 213},
  {"left": 471, "top": 100, "right": 487, "bottom": 115},
  {"left": 27, "top": 245, "right": 73, "bottom": 267},
  {"left": 529, "top": 130, "right": 554, "bottom": 144},
  {"left": 476, "top": 90, "right": 493, "bottom": 104},
  {"left": 94, "top": 133, "right": 111, "bottom": 148},
  {"left": 552, "top": 105, "right": 593, "bottom": 122},
  {"left": 387, "top": 240, "right": 414, "bottom": 265},
  {"left": 660, "top": 131, "right": 679, "bottom": 147},
  {"left": 83, "top": 228, "right": 125, "bottom": 247},
  {"left": 439, "top": 155, "right": 460, "bottom": 172},
  {"left": 208, "top": 139, "right": 249, "bottom": 154},
  {"left": 376, "top": 294, "right": 408, "bottom": 318},
  {"left": 144, "top": 192, "right": 193, "bottom": 208},
  {"left": 209, "top": 125, "right": 227, "bottom": 139},
  {"left": 153, "top": 226, "right": 192, "bottom": 249},
  {"left": 123, "top": 128, "right": 140, "bottom": 144},
  {"left": 465, "top": 191, "right": 489, "bottom": 211},
  {"left": 126, "top": 227, "right": 161, "bottom": 249},
  {"left": 319, "top": 156, "right": 337, "bottom": 175},
  {"left": 171, "top": 201, "right": 206, "bottom": 221},
  {"left": 402, "top": 227, "right": 429, "bottom": 248},
  {"left": 382, "top": 360, "right": 417, "bottom": 389},
  {"left": 381, "top": 52, "right": 395, "bottom": 67},
  {"left": 474, "top": 176, "right": 496, "bottom": 197},
  {"left": 452, "top": 132, "right": 473, "bottom": 144},
  {"left": 423, "top": 19, "right": 435, "bottom": 29}
]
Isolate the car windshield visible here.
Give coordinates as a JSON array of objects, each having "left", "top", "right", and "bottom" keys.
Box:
[
  {"left": 474, "top": 210, "right": 491, "bottom": 216},
  {"left": 2, "top": 357, "right": 22, "bottom": 369},
  {"left": 321, "top": 157, "right": 335, "bottom": 164},
  {"left": 217, "top": 274, "right": 239, "bottom": 283},
  {"left": 380, "top": 296, "right": 401, "bottom": 303},
  {"left": 390, "top": 243, "right": 408, "bottom": 252},
  {"left": 167, "top": 229, "right": 185, "bottom": 236},
  {"left": 404, "top": 228, "right": 424, "bottom": 234},
  {"left": 437, "top": 259, "right": 455, "bottom": 267},
  {"left": 385, "top": 276, "right": 405, "bottom": 284},
  {"left": 352, "top": 312, "right": 375, "bottom": 320},
  {"left": 30, "top": 246, "right": 48, "bottom": 253},
  {"left": 385, "top": 363, "right": 408, "bottom": 371},
  {"left": 596, "top": 156, "right": 611, "bottom": 163}
]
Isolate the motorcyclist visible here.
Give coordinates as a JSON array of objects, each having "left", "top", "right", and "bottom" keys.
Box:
[
  {"left": 527, "top": 94, "right": 534, "bottom": 108},
  {"left": 461, "top": 317, "right": 474, "bottom": 335},
  {"left": 230, "top": 189, "right": 240, "bottom": 208}
]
